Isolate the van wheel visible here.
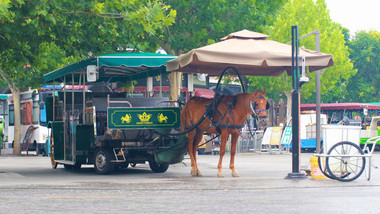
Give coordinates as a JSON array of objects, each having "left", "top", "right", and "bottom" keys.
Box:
[{"left": 94, "top": 149, "right": 115, "bottom": 174}]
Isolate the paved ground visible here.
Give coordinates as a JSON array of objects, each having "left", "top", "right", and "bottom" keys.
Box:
[{"left": 1, "top": 151, "right": 380, "bottom": 213}]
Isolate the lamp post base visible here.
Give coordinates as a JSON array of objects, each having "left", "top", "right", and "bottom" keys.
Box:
[{"left": 285, "top": 172, "right": 306, "bottom": 180}]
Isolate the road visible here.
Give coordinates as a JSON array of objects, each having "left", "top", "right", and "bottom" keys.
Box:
[{"left": 1, "top": 152, "right": 380, "bottom": 213}]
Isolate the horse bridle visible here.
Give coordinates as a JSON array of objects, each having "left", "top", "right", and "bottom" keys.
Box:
[{"left": 250, "top": 95, "right": 269, "bottom": 119}]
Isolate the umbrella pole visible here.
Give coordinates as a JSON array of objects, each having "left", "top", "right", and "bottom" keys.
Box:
[{"left": 286, "top": 25, "right": 306, "bottom": 179}]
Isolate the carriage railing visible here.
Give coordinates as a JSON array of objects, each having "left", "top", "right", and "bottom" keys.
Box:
[
  {"left": 62, "top": 110, "right": 80, "bottom": 164},
  {"left": 107, "top": 95, "right": 133, "bottom": 108}
]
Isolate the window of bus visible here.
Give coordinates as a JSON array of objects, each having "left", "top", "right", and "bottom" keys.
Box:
[
  {"left": 32, "top": 100, "right": 39, "bottom": 124},
  {"left": 20, "top": 102, "right": 32, "bottom": 125}
]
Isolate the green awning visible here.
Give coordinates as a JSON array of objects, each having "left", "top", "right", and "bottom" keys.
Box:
[
  {"left": 0, "top": 94, "right": 7, "bottom": 100},
  {"left": 43, "top": 58, "right": 96, "bottom": 83},
  {"left": 43, "top": 52, "right": 177, "bottom": 83}
]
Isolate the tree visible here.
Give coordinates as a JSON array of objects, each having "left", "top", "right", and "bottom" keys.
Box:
[
  {"left": 247, "top": 0, "right": 356, "bottom": 121},
  {"left": 160, "top": 0, "right": 286, "bottom": 55},
  {"left": 0, "top": 0, "right": 176, "bottom": 154},
  {"left": 346, "top": 30, "right": 380, "bottom": 102},
  {"left": 158, "top": 0, "right": 286, "bottom": 100}
]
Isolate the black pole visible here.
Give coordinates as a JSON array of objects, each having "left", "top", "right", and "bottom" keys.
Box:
[{"left": 286, "top": 25, "right": 306, "bottom": 179}]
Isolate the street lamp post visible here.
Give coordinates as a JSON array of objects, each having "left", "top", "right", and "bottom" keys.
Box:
[
  {"left": 286, "top": 27, "right": 324, "bottom": 179},
  {"left": 286, "top": 25, "right": 306, "bottom": 179}
]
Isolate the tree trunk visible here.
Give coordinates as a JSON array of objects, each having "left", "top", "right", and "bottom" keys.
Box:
[
  {"left": 163, "top": 48, "right": 182, "bottom": 102},
  {"left": 168, "top": 72, "right": 177, "bottom": 101},
  {"left": 285, "top": 91, "right": 292, "bottom": 125},
  {"left": 11, "top": 88, "right": 21, "bottom": 155}
]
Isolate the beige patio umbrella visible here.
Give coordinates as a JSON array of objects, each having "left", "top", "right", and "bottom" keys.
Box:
[
  {"left": 167, "top": 29, "right": 334, "bottom": 178},
  {"left": 166, "top": 29, "right": 333, "bottom": 75}
]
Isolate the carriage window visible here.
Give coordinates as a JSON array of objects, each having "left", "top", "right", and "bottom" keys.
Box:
[{"left": 9, "top": 104, "right": 14, "bottom": 126}]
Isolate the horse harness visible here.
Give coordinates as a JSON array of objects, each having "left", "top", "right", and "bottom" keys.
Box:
[
  {"left": 211, "top": 95, "right": 244, "bottom": 133},
  {"left": 250, "top": 95, "right": 270, "bottom": 119},
  {"left": 184, "top": 94, "right": 269, "bottom": 136}
]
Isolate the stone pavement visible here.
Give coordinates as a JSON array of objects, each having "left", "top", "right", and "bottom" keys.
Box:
[{"left": 0, "top": 152, "right": 380, "bottom": 213}]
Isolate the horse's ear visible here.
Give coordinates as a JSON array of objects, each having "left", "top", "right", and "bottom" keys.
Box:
[
  {"left": 262, "top": 88, "right": 266, "bottom": 95},
  {"left": 254, "top": 88, "right": 258, "bottom": 96}
]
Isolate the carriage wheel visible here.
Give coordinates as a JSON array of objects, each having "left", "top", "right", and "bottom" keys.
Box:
[
  {"left": 94, "top": 149, "right": 115, "bottom": 175},
  {"left": 64, "top": 164, "right": 73, "bottom": 169},
  {"left": 73, "top": 163, "right": 81, "bottom": 170},
  {"left": 326, "top": 141, "right": 365, "bottom": 182},
  {"left": 149, "top": 161, "right": 169, "bottom": 173},
  {"left": 50, "top": 135, "right": 58, "bottom": 169}
]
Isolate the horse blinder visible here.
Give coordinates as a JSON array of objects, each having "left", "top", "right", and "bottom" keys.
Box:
[{"left": 250, "top": 96, "right": 269, "bottom": 118}]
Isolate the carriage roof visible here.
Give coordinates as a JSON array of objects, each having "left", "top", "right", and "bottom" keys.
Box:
[{"left": 43, "top": 52, "right": 177, "bottom": 83}]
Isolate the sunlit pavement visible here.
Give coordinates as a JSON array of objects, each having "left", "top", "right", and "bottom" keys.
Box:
[{"left": 1, "top": 152, "right": 380, "bottom": 213}]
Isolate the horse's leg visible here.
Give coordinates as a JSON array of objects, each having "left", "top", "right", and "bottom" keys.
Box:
[
  {"left": 187, "top": 130, "right": 198, "bottom": 177},
  {"left": 230, "top": 132, "right": 240, "bottom": 177},
  {"left": 192, "top": 130, "right": 204, "bottom": 176},
  {"left": 217, "top": 130, "right": 229, "bottom": 178}
]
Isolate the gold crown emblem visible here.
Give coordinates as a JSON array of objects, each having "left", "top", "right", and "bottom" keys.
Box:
[{"left": 138, "top": 112, "right": 152, "bottom": 122}]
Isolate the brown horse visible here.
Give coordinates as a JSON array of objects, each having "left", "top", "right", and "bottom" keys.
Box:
[{"left": 180, "top": 88, "right": 269, "bottom": 177}]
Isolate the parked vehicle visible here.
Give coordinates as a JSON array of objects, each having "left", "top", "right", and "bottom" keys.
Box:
[
  {"left": 3, "top": 90, "right": 49, "bottom": 154},
  {"left": 360, "top": 116, "right": 380, "bottom": 150},
  {"left": 284, "top": 112, "right": 328, "bottom": 151},
  {"left": 44, "top": 52, "right": 187, "bottom": 174}
]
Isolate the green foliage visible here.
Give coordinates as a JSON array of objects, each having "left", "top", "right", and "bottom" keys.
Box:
[
  {"left": 0, "top": 0, "right": 176, "bottom": 154},
  {"left": 346, "top": 30, "right": 380, "bottom": 102},
  {"left": 160, "top": 0, "right": 286, "bottom": 54},
  {"left": 0, "top": 0, "right": 176, "bottom": 90},
  {"left": 247, "top": 0, "right": 356, "bottom": 103},
  {"left": 122, "top": 80, "right": 137, "bottom": 96}
]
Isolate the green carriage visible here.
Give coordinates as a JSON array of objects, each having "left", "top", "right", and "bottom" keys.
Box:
[{"left": 43, "top": 53, "right": 187, "bottom": 174}]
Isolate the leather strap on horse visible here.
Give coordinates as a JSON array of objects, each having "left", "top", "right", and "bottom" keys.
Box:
[
  {"left": 159, "top": 105, "right": 210, "bottom": 137},
  {"left": 212, "top": 96, "right": 244, "bottom": 133}
]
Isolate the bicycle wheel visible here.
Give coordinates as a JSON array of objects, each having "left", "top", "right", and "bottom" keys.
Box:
[{"left": 326, "top": 141, "right": 365, "bottom": 182}]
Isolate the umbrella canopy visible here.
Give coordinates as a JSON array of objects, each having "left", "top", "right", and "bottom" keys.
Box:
[
  {"left": 43, "top": 52, "right": 177, "bottom": 83},
  {"left": 166, "top": 29, "right": 333, "bottom": 76}
]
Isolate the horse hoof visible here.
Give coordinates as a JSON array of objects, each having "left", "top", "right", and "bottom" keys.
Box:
[
  {"left": 217, "top": 173, "right": 224, "bottom": 178},
  {"left": 191, "top": 170, "right": 202, "bottom": 177},
  {"left": 232, "top": 172, "right": 240, "bottom": 177}
]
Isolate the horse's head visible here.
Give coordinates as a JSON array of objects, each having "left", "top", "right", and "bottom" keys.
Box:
[{"left": 250, "top": 88, "right": 269, "bottom": 128}]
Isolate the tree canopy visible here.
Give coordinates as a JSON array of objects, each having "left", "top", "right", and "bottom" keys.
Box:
[
  {"left": 0, "top": 0, "right": 176, "bottom": 154},
  {"left": 160, "top": 0, "right": 286, "bottom": 55},
  {"left": 0, "top": 0, "right": 176, "bottom": 74},
  {"left": 246, "top": 0, "right": 356, "bottom": 104},
  {"left": 346, "top": 30, "right": 380, "bottom": 102}
]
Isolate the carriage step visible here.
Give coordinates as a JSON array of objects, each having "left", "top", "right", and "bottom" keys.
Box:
[{"left": 113, "top": 148, "right": 127, "bottom": 162}]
